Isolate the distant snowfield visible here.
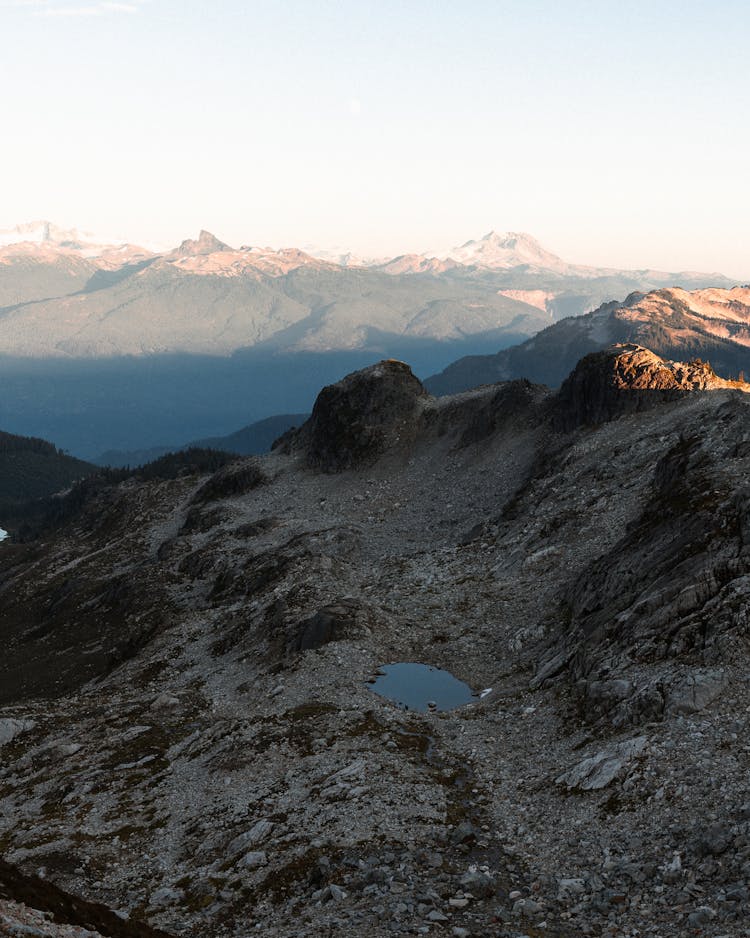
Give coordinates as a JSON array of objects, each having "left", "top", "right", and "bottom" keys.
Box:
[{"left": 0, "top": 528, "right": 7, "bottom": 542}]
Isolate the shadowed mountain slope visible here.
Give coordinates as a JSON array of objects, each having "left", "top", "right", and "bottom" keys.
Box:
[{"left": 0, "top": 429, "right": 94, "bottom": 518}]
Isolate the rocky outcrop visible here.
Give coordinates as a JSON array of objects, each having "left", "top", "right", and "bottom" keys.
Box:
[
  {"left": 292, "top": 360, "right": 430, "bottom": 471},
  {"left": 190, "top": 458, "right": 267, "bottom": 505},
  {"left": 555, "top": 736, "right": 647, "bottom": 791},
  {"left": 553, "top": 343, "right": 748, "bottom": 431},
  {"left": 289, "top": 598, "right": 377, "bottom": 653},
  {"left": 422, "top": 378, "right": 549, "bottom": 447},
  {"left": 550, "top": 395, "right": 750, "bottom": 727}
]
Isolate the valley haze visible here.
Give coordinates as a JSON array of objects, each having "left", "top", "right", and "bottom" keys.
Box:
[{"left": 0, "top": 221, "right": 740, "bottom": 458}]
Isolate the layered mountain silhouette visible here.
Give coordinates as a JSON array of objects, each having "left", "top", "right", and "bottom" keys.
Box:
[
  {"left": 0, "top": 223, "right": 735, "bottom": 358},
  {"left": 427, "top": 285, "right": 750, "bottom": 394},
  {"left": 1, "top": 222, "right": 742, "bottom": 458},
  {"left": 94, "top": 412, "right": 310, "bottom": 468}
]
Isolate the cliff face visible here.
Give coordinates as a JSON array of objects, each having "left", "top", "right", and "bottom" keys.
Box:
[
  {"left": 531, "top": 394, "right": 750, "bottom": 730},
  {"left": 2, "top": 350, "right": 750, "bottom": 938}
]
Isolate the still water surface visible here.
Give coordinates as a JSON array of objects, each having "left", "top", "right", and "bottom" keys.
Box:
[{"left": 368, "top": 662, "right": 476, "bottom": 712}]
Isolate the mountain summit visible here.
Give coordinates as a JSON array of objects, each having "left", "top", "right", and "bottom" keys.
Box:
[
  {"left": 554, "top": 343, "right": 749, "bottom": 430},
  {"left": 173, "top": 230, "right": 232, "bottom": 257},
  {"left": 442, "top": 230, "right": 574, "bottom": 273},
  {"left": 0, "top": 222, "right": 738, "bottom": 362}
]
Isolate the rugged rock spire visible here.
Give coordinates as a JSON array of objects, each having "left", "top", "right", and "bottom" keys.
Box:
[{"left": 173, "top": 230, "right": 230, "bottom": 257}]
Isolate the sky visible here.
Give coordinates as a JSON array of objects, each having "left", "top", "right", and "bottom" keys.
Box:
[{"left": 2, "top": 0, "right": 749, "bottom": 277}]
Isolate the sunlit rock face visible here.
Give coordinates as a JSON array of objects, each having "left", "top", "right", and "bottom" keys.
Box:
[
  {"left": 427, "top": 285, "right": 750, "bottom": 395},
  {"left": 553, "top": 343, "right": 750, "bottom": 430}
]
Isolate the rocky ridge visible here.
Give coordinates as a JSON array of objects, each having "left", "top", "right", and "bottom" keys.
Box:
[
  {"left": 1, "top": 349, "right": 750, "bottom": 936},
  {"left": 553, "top": 343, "right": 747, "bottom": 430},
  {"left": 427, "top": 285, "right": 750, "bottom": 395}
]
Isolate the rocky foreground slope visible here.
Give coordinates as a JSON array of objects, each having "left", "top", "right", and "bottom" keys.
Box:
[{"left": 2, "top": 347, "right": 750, "bottom": 937}]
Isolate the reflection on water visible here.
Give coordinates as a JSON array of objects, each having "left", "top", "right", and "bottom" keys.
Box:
[{"left": 368, "top": 662, "right": 476, "bottom": 712}]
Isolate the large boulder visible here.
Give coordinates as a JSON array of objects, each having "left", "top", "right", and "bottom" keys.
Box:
[{"left": 293, "top": 360, "right": 430, "bottom": 471}]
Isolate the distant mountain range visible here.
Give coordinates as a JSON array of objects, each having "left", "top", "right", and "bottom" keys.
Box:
[
  {"left": 426, "top": 286, "right": 750, "bottom": 394},
  {"left": 0, "top": 221, "right": 735, "bottom": 358},
  {"left": 94, "top": 412, "right": 309, "bottom": 467},
  {"left": 0, "top": 221, "right": 741, "bottom": 458}
]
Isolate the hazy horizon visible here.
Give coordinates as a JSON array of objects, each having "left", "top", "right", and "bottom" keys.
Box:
[
  {"left": 0, "top": 218, "right": 746, "bottom": 282},
  {"left": 3, "top": 0, "right": 749, "bottom": 278}
]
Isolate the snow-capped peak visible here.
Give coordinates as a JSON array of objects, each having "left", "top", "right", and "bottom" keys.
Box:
[{"left": 439, "top": 230, "right": 572, "bottom": 272}]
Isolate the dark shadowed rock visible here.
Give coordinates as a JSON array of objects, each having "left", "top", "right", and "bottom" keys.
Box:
[
  {"left": 0, "top": 857, "right": 175, "bottom": 937},
  {"left": 294, "top": 360, "right": 430, "bottom": 471},
  {"left": 419, "top": 378, "right": 549, "bottom": 447},
  {"left": 290, "top": 598, "right": 376, "bottom": 653},
  {"left": 190, "top": 458, "right": 267, "bottom": 505}
]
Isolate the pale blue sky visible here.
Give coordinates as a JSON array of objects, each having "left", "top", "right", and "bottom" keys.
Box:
[{"left": 2, "top": 0, "right": 749, "bottom": 276}]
